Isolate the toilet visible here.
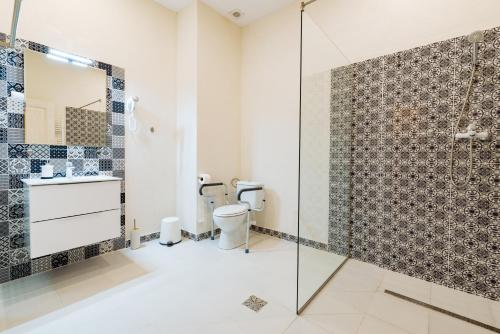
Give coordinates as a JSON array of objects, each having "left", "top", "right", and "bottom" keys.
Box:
[{"left": 213, "top": 181, "right": 265, "bottom": 250}]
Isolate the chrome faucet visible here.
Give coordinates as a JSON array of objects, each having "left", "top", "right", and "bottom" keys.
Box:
[
  {"left": 66, "top": 161, "right": 75, "bottom": 178},
  {"left": 454, "top": 122, "right": 489, "bottom": 141}
]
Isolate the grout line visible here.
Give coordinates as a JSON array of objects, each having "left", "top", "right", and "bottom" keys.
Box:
[
  {"left": 364, "top": 313, "right": 418, "bottom": 334},
  {"left": 384, "top": 289, "right": 500, "bottom": 333},
  {"left": 353, "top": 315, "right": 366, "bottom": 334},
  {"left": 281, "top": 317, "right": 298, "bottom": 334},
  {"left": 373, "top": 265, "right": 387, "bottom": 292}
]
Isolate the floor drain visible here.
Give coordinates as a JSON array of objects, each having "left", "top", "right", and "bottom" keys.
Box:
[
  {"left": 384, "top": 290, "right": 500, "bottom": 333},
  {"left": 242, "top": 295, "right": 268, "bottom": 312}
]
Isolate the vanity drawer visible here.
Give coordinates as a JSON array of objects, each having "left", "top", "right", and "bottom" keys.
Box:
[
  {"left": 28, "top": 181, "right": 121, "bottom": 222},
  {"left": 30, "top": 209, "right": 120, "bottom": 258}
]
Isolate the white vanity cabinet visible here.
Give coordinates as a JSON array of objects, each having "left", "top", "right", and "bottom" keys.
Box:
[{"left": 22, "top": 176, "right": 122, "bottom": 258}]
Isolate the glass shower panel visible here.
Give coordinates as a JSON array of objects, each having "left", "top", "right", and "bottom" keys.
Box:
[
  {"left": 298, "top": 0, "right": 500, "bottom": 321},
  {"left": 297, "top": 4, "right": 352, "bottom": 312}
]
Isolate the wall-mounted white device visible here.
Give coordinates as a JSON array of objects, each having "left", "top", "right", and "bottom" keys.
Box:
[{"left": 125, "top": 96, "right": 139, "bottom": 132}]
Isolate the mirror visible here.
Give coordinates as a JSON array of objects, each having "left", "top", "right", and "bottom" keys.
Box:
[{"left": 24, "top": 49, "right": 107, "bottom": 146}]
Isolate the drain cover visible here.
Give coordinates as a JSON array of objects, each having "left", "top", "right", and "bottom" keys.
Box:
[{"left": 242, "top": 295, "right": 268, "bottom": 312}]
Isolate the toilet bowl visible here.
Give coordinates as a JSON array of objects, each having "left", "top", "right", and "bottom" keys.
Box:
[
  {"left": 213, "top": 204, "right": 248, "bottom": 249},
  {"left": 212, "top": 181, "right": 265, "bottom": 251}
]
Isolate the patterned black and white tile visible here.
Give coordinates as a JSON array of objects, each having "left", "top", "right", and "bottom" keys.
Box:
[
  {"left": 326, "top": 26, "right": 499, "bottom": 300},
  {"left": 0, "top": 35, "right": 126, "bottom": 283}
]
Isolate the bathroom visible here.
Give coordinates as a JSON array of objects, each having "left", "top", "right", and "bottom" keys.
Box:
[{"left": 0, "top": 0, "right": 498, "bottom": 333}]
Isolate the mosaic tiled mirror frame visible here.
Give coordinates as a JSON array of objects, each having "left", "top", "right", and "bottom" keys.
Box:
[{"left": 0, "top": 34, "right": 126, "bottom": 283}]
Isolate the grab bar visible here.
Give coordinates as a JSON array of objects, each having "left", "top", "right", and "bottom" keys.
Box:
[
  {"left": 199, "top": 182, "right": 225, "bottom": 196},
  {"left": 237, "top": 187, "right": 265, "bottom": 254},
  {"left": 198, "top": 182, "right": 228, "bottom": 241},
  {"left": 237, "top": 187, "right": 263, "bottom": 201}
]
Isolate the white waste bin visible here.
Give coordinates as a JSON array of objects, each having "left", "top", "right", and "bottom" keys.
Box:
[{"left": 160, "top": 217, "right": 181, "bottom": 246}]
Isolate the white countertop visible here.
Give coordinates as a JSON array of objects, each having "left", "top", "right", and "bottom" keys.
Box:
[{"left": 22, "top": 175, "right": 122, "bottom": 186}]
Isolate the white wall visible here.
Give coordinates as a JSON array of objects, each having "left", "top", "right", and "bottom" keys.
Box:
[
  {"left": 0, "top": 0, "right": 178, "bottom": 238},
  {"left": 241, "top": 0, "right": 500, "bottom": 236},
  {"left": 176, "top": 1, "right": 199, "bottom": 235},
  {"left": 241, "top": 3, "right": 301, "bottom": 237},
  {"left": 239, "top": 2, "right": 342, "bottom": 237},
  {"left": 197, "top": 1, "right": 241, "bottom": 233},
  {"left": 176, "top": 0, "right": 241, "bottom": 235},
  {"left": 302, "top": 14, "right": 350, "bottom": 76}
]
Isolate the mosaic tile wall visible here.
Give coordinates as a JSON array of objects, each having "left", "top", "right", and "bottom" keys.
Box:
[
  {"left": 0, "top": 35, "right": 126, "bottom": 283},
  {"left": 329, "top": 66, "right": 353, "bottom": 257},
  {"left": 300, "top": 71, "right": 331, "bottom": 246},
  {"left": 66, "top": 107, "right": 107, "bottom": 147},
  {"left": 328, "top": 26, "right": 499, "bottom": 300}
]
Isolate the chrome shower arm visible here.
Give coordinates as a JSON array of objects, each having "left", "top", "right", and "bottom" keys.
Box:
[{"left": 0, "top": 0, "right": 23, "bottom": 49}]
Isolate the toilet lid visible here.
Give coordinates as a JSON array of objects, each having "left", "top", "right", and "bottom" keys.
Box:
[{"left": 214, "top": 204, "right": 248, "bottom": 217}]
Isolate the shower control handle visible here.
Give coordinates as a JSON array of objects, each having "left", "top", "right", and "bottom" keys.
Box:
[
  {"left": 455, "top": 130, "right": 489, "bottom": 141},
  {"left": 455, "top": 122, "right": 488, "bottom": 141},
  {"left": 455, "top": 132, "right": 470, "bottom": 139},
  {"left": 467, "top": 122, "right": 477, "bottom": 132}
]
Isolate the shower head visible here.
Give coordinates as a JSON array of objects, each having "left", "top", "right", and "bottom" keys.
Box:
[
  {"left": 468, "top": 30, "right": 485, "bottom": 43},
  {"left": 468, "top": 30, "right": 484, "bottom": 66}
]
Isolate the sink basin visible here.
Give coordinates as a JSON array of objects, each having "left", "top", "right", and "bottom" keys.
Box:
[{"left": 22, "top": 175, "right": 122, "bottom": 186}]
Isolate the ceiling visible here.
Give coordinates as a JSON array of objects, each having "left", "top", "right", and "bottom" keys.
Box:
[
  {"left": 154, "top": 0, "right": 297, "bottom": 26},
  {"left": 304, "top": 0, "right": 500, "bottom": 66}
]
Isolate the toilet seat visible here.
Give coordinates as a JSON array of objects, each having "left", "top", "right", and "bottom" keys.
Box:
[{"left": 214, "top": 204, "right": 247, "bottom": 218}]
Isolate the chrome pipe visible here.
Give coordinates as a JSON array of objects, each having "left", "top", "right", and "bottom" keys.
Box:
[
  {"left": 199, "top": 182, "right": 227, "bottom": 241},
  {"left": 9, "top": 0, "right": 23, "bottom": 48},
  {"left": 245, "top": 210, "right": 250, "bottom": 254},
  {"left": 238, "top": 200, "right": 252, "bottom": 254},
  {"left": 78, "top": 99, "right": 102, "bottom": 109},
  {"left": 209, "top": 200, "right": 215, "bottom": 240}
]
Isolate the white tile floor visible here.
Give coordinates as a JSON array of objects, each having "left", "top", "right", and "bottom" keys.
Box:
[
  {"left": 298, "top": 244, "right": 347, "bottom": 308},
  {"left": 302, "top": 259, "right": 500, "bottom": 334},
  {"left": 0, "top": 233, "right": 498, "bottom": 334}
]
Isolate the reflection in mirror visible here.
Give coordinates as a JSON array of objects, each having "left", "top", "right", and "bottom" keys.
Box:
[{"left": 24, "top": 49, "right": 107, "bottom": 146}]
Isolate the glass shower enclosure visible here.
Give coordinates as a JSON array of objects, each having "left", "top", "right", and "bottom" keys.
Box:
[
  {"left": 296, "top": 0, "right": 352, "bottom": 313},
  {"left": 296, "top": 0, "right": 500, "bottom": 317}
]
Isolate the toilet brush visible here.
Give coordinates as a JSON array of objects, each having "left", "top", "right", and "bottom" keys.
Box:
[{"left": 130, "top": 219, "right": 141, "bottom": 250}]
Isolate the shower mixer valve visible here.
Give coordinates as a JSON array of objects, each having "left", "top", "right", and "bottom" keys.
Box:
[{"left": 454, "top": 123, "right": 489, "bottom": 140}]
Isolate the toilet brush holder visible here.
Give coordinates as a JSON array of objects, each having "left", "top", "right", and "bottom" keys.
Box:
[{"left": 130, "top": 219, "right": 141, "bottom": 250}]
